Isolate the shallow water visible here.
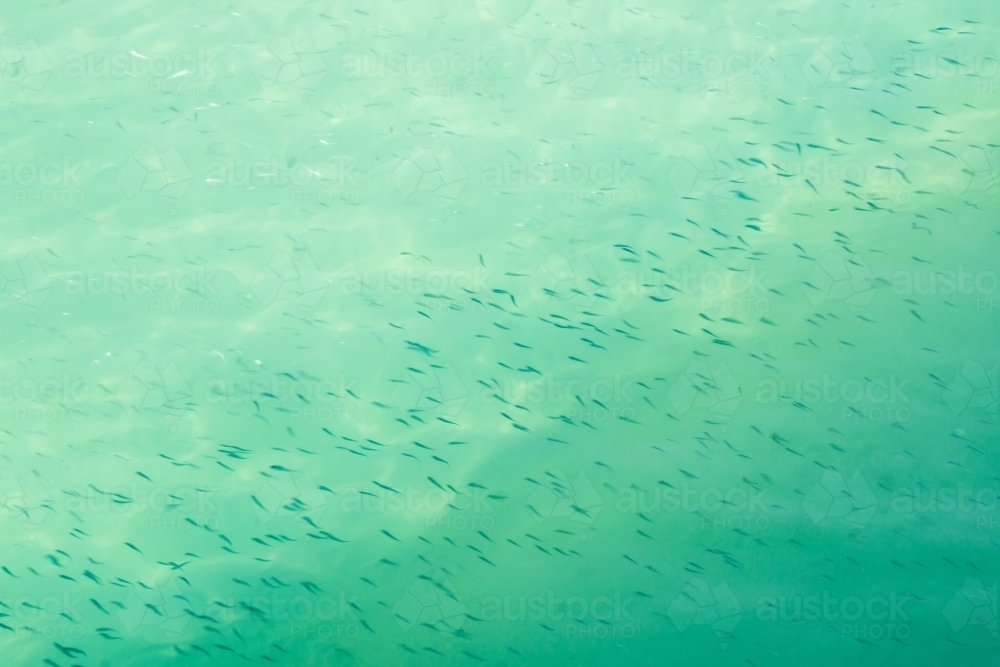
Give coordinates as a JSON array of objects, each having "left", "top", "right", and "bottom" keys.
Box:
[{"left": 1, "top": 1, "right": 999, "bottom": 666}]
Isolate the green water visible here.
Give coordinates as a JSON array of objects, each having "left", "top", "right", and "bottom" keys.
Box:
[{"left": 1, "top": 1, "right": 999, "bottom": 665}]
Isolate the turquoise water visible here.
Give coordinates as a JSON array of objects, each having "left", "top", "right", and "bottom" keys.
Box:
[{"left": 1, "top": 1, "right": 999, "bottom": 665}]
